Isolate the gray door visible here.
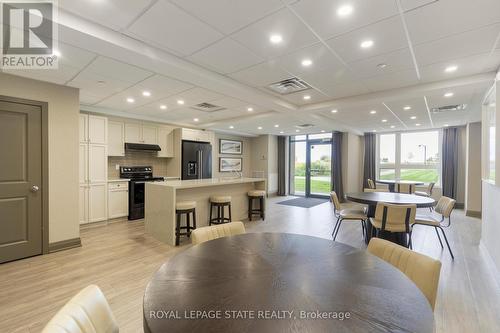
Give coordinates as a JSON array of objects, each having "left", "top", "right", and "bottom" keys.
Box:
[{"left": 0, "top": 99, "right": 43, "bottom": 263}]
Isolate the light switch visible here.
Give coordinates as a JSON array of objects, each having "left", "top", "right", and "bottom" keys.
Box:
[{"left": 115, "top": 164, "right": 120, "bottom": 170}]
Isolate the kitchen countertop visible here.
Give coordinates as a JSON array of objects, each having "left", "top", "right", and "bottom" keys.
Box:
[
  {"left": 108, "top": 179, "right": 130, "bottom": 183},
  {"left": 148, "top": 177, "right": 266, "bottom": 190}
]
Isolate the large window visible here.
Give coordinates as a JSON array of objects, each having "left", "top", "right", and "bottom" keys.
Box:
[{"left": 378, "top": 131, "right": 441, "bottom": 184}]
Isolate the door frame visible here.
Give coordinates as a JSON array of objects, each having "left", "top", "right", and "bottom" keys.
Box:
[
  {"left": 306, "top": 140, "right": 332, "bottom": 198},
  {"left": 0, "top": 95, "right": 49, "bottom": 255}
]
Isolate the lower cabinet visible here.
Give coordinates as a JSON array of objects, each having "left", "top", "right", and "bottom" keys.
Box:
[
  {"left": 108, "top": 182, "right": 129, "bottom": 219},
  {"left": 80, "top": 183, "right": 108, "bottom": 224}
]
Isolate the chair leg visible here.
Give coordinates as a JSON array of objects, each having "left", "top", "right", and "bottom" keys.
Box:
[
  {"left": 434, "top": 227, "right": 444, "bottom": 248},
  {"left": 438, "top": 226, "right": 455, "bottom": 259},
  {"left": 192, "top": 209, "right": 197, "bottom": 230},
  {"left": 333, "top": 218, "right": 343, "bottom": 241},
  {"left": 408, "top": 233, "right": 413, "bottom": 249},
  {"left": 248, "top": 197, "right": 252, "bottom": 221},
  {"left": 175, "top": 213, "right": 180, "bottom": 246},
  {"left": 332, "top": 216, "right": 340, "bottom": 238},
  {"left": 186, "top": 212, "right": 191, "bottom": 237},
  {"left": 260, "top": 197, "right": 264, "bottom": 219},
  {"left": 221, "top": 204, "right": 225, "bottom": 224},
  {"left": 228, "top": 203, "right": 232, "bottom": 222},
  {"left": 209, "top": 203, "right": 213, "bottom": 226}
]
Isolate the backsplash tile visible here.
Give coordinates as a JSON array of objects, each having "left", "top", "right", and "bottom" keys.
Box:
[{"left": 108, "top": 151, "right": 169, "bottom": 178}]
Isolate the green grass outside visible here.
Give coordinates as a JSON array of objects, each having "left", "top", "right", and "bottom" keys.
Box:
[
  {"left": 379, "top": 169, "right": 439, "bottom": 183},
  {"left": 293, "top": 177, "right": 331, "bottom": 195}
]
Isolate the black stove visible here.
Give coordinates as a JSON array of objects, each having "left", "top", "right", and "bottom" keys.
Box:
[{"left": 120, "top": 166, "right": 164, "bottom": 220}]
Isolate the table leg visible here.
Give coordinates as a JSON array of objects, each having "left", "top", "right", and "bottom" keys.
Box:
[
  {"left": 388, "top": 184, "right": 395, "bottom": 192},
  {"left": 364, "top": 204, "right": 376, "bottom": 245}
]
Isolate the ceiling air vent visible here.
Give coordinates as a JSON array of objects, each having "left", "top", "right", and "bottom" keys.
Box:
[
  {"left": 267, "top": 77, "right": 312, "bottom": 95},
  {"left": 431, "top": 104, "right": 467, "bottom": 113},
  {"left": 191, "top": 102, "right": 225, "bottom": 112},
  {"left": 295, "top": 124, "right": 315, "bottom": 129}
]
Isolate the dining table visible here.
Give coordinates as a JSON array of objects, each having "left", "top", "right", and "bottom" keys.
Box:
[
  {"left": 143, "top": 233, "right": 434, "bottom": 333},
  {"left": 375, "top": 179, "right": 424, "bottom": 192},
  {"left": 346, "top": 192, "right": 435, "bottom": 245}
]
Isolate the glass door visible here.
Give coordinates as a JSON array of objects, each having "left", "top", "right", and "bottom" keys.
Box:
[{"left": 306, "top": 142, "right": 332, "bottom": 197}]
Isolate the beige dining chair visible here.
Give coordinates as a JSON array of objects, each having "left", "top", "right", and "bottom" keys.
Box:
[
  {"left": 410, "top": 196, "right": 456, "bottom": 259},
  {"left": 415, "top": 182, "right": 435, "bottom": 198},
  {"left": 42, "top": 285, "right": 119, "bottom": 333},
  {"left": 395, "top": 183, "right": 416, "bottom": 194},
  {"left": 370, "top": 202, "right": 416, "bottom": 247},
  {"left": 367, "top": 179, "right": 376, "bottom": 189},
  {"left": 330, "top": 191, "right": 367, "bottom": 241},
  {"left": 191, "top": 221, "right": 246, "bottom": 245},
  {"left": 368, "top": 238, "right": 442, "bottom": 310}
]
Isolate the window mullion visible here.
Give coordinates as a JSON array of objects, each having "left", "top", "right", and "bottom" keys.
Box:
[{"left": 395, "top": 133, "right": 401, "bottom": 179}]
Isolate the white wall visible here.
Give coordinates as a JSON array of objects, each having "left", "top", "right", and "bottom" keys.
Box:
[
  {"left": 465, "top": 122, "right": 482, "bottom": 215},
  {"left": 250, "top": 135, "right": 278, "bottom": 194},
  {"left": 342, "top": 132, "right": 364, "bottom": 193},
  {"left": 213, "top": 133, "right": 252, "bottom": 178},
  {"left": 0, "top": 73, "right": 80, "bottom": 244}
]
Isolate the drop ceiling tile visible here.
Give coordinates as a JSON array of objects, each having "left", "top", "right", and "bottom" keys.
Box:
[
  {"left": 276, "top": 43, "right": 347, "bottom": 77},
  {"left": 68, "top": 73, "right": 132, "bottom": 101},
  {"left": 169, "top": 0, "right": 287, "bottom": 35},
  {"left": 80, "top": 91, "right": 104, "bottom": 105},
  {"left": 127, "top": 0, "right": 224, "bottom": 56},
  {"left": 290, "top": 0, "right": 398, "bottom": 40},
  {"left": 280, "top": 89, "right": 331, "bottom": 106},
  {"left": 58, "top": 0, "right": 153, "bottom": 30},
  {"left": 135, "top": 75, "right": 193, "bottom": 97},
  {"left": 228, "top": 61, "right": 291, "bottom": 87},
  {"left": 400, "top": 0, "right": 438, "bottom": 11},
  {"left": 188, "top": 38, "right": 263, "bottom": 74},
  {"left": 299, "top": 66, "right": 356, "bottom": 89},
  {"left": 404, "top": 0, "right": 500, "bottom": 44},
  {"left": 414, "top": 23, "right": 500, "bottom": 66},
  {"left": 319, "top": 82, "right": 371, "bottom": 99},
  {"left": 362, "top": 68, "right": 419, "bottom": 92},
  {"left": 80, "top": 56, "right": 152, "bottom": 84},
  {"left": 230, "top": 8, "right": 318, "bottom": 59},
  {"left": 326, "top": 16, "right": 408, "bottom": 63},
  {"left": 348, "top": 48, "right": 415, "bottom": 78},
  {"left": 209, "top": 97, "right": 247, "bottom": 109}
]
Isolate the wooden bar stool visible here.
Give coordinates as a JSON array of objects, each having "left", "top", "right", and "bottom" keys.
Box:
[
  {"left": 248, "top": 190, "right": 265, "bottom": 221},
  {"left": 175, "top": 201, "right": 197, "bottom": 246},
  {"left": 209, "top": 196, "right": 232, "bottom": 225}
]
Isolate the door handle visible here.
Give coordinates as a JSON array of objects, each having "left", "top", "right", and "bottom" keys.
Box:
[{"left": 31, "top": 185, "right": 40, "bottom": 193}]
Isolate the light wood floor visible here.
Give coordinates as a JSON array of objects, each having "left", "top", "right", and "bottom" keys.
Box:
[{"left": 1, "top": 196, "right": 499, "bottom": 332}]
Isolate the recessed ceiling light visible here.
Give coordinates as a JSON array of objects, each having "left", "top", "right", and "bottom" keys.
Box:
[
  {"left": 177, "top": 99, "right": 185, "bottom": 105},
  {"left": 53, "top": 50, "right": 61, "bottom": 57},
  {"left": 295, "top": 129, "right": 300, "bottom": 133},
  {"left": 160, "top": 105, "right": 167, "bottom": 110},
  {"left": 390, "top": 125, "right": 395, "bottom": 129},
  {"left": 410, "top": 116, "right": 417, "bottom": 120},
  {"left": 303, "top": 95, "right": 311, "bottom": 100},
  {"left": 142, "top": 91, "right": 151, "bottom": 97},
  {"left": 370, "top": 110, "right": 377, "bottom": 114},
  {"left": 229, "top": 125, "right": 234, "bottom": 129},
  {"left": 415, "top": 123, "right": 421, "bottom": 126},
  {"left": 377, "top": 63, "right": 388, "bottom": 69},
  {"left": 193, "top": 118, "right": 199, "bottom": 122},
  {"left": 274, "top": 124, "right": 279, "bottom": 128},
  {"left": 321, "top": 130, "right": 326, "bottom": 133},
  {"left": 360, "top": 40, "right": 374, "bottom": 49},
  {"left": 404, "top": 106, "right": 411, "bottom": 110},
  {"left": 337, "top": 4, "right": 354, "bottom": 17},
  {"left": 331, "top": 109, "right": 338, "bottom": 113},
  {"left": 445, "top": 65, "right": 458, "bottom": 73},
  {"left": 372, "top": 130, "right": 377, "bottom": 132},
  {"left": 247, "top": 107, "right": 254, "bottom": 112},
  {"left": 258, "top": 126, "right": 263, "bottom": 130},
  {"left": 444, "top": 92, "right": 454, "bottom": 98},
  {"left": 280, "top": 131, "right": 284, "bottom": 134},
  {"left": 381, "top": 119, "right": 387, "bottom": 123},
  {"left": 444, "top": 124, "right": 449, "bottom": 127},
  {"left": 126, "top": 97, "right": 135, "bottom": 103},
  {"left": 301, "top": 59, "right": 313, "bottom": 67},
  {"left": 270, "top": 34, "right": 283, "bottom": 44}
]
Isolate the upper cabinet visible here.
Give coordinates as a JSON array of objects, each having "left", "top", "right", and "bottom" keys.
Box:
[
  {"left": 158, "top": 126, "right": 174, "bottom": 158},
  {"left": 142, "top": 125, "right": 158, "bottom": 144},
  {"left": 80, "top": 114, "right": 107, "bottom": 144},
  {"left": 79, "top": 114, "right": 88, "bottom": 143},
  {"left": 108, "top": 121, "right": 125, "bottom": 156},
  {"left": 124, "top": 122, "right": 158, "bottom": 144},
  {"left": 181, "top": 128, "right": 213, "bottom": 143}
]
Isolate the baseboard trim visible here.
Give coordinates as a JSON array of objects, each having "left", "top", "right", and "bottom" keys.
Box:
[
  {"left": 466, "top": 210, "right": 482, "bottom": 218},
  {"left": 49, "top": 237, "right": 82, "bottom": 253},
  {"left": 455, "top": 203, "right": 464, "bottom": 209},
  {"left": 479, "top": 242, "right": 500, "bottom": 290}
]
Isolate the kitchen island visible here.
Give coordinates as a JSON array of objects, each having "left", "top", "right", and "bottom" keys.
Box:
[{"left": 145, "top": 178, "right": 266, "bottom": 246}]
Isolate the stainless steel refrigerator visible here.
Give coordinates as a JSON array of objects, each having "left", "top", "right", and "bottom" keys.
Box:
[{"left": 181, "top": 140, "right": 212, "bottom": 180}]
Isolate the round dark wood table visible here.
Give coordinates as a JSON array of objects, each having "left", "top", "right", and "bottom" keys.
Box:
[
  {"left": 143, "top": 233, "right": 434, "bottom": 333},
  {"left": 346, "top": 192, "right": 435, "bottom": 245},
  {"left": 375, "top": 180, "right": 424, "bottom": 192}
]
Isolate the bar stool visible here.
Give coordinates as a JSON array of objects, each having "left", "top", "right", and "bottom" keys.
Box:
[
  {"left": 209, "top": 196, "right": 232, "bottom": 225},
  {"left": 175, "top": 201, "right": 197, "bottom": 246},
  {"left": 248, "top": 190, "right": 265, "bottom": 221}
]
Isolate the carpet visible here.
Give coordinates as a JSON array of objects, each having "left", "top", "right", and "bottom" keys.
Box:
[{"left": 277, "top": 197, "right": 329, "bottom": 208}]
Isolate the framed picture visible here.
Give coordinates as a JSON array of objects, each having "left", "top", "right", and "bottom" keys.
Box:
[
  {"left": 219, "top": 157, "right": 242, "bottom": 172},
  {"left": 219, "top": 139, "right": 242, "bottom": 155}
]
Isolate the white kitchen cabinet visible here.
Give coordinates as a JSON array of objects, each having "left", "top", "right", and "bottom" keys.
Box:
[
  {"left": 182, "top": 128, "right": 212, "bottom": 142},
  {"left": 125, "top": 123, "right": 142, "bottom": 143},
  {"left": 89, "top": 183, "right": 108, "bottom": 223},
  {"left": 88, "top": 144, "right": 107, "bottom": 183},
  {"left": 79, "top": 143, "right": 88, "bottom": 184},
  {"left": 157, "top": 127, "right": 174, "bottom": 158},
  {"left": 88, "top": 115, "right": 107, "bottom": 144},
  {"left": 108, "top": 120, "right": 125, "bottom": 156},
  {"left": 108, "top": 182, "right": 128, "bottom": 219},
  {"left": 79, "top": 114, "right": 88, "bottom": 143},
  {"left": 79, "top": 185, "right": 88, "bottom": 225},
  {"left": 142, "top": 125, "right": 158, "bottom": 144}
]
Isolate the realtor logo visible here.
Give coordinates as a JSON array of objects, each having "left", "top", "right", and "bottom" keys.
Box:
[{"left": 1, "top": 0, "right": 58, "bottom": 69}]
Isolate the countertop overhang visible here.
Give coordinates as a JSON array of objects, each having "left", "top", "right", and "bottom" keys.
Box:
[{"left": 147, "top": 177, "right": 266, "bottom": 190}]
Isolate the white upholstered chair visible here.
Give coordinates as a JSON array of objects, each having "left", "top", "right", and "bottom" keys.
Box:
[
  {"left": 410, "top": 196, "right": 456, "bottom": 259},
  {"left": 191, "top": 221, "right": 246, "bottom": 245},
  {"left": 42, "top": 285, "right": 118, "bottom": 333},
  {"left": 368, "top": 238, "right": 442, "bottom": 310},
  {"left": 330, "top": 191, "right": 367, "bottom": 241}
]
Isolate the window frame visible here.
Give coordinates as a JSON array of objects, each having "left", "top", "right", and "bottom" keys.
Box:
[{"left": 376, "top": 129, "right": 442, "bottom": 186}]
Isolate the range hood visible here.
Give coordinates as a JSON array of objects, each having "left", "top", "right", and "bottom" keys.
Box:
[{"left": 125, "top": 143, "right": 161, "bottom": 151}]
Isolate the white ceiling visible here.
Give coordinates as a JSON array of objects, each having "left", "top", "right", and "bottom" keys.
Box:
[{"left": 1, "top": 0, "right": 500, "bottom": 136}]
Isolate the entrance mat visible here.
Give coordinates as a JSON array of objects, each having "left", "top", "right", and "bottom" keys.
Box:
[{"left": 277, "top": 197, "right": 329, "bottom": 208}]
